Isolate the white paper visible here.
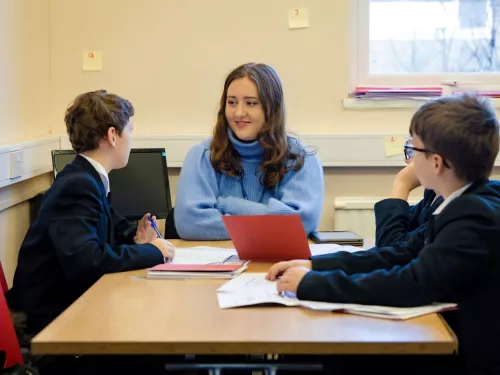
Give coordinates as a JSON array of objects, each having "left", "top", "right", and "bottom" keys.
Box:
[
  {"left": 217, "top": 273, "right": 275, "bottom": 292},
  {"left": 309, "top": 244, "right": 365, "bottom": 256},
  {"left": 170, "top": 246, "right": 239, "bottom": 265},
  {"left": 216, "top": 273, "right": 457, "bottom": 320},
  {"left": 218, "top": 287, "right": 299, "bottom": 309}
]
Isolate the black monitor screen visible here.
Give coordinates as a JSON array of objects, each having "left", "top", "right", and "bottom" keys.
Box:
[
  {"left": 52, "top": 149, "right": 172, "bottom": 220},
  {"left": 53, "top": 153, "right": 77, "bottom": 173}
]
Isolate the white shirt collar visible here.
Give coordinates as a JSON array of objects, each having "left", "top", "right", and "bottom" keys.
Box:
[
  {"left": 79, "top": 154, "right": 110, "bottom": 194},
  {"left": 433, "top": 183, "right": 472, "bottom": 215}
]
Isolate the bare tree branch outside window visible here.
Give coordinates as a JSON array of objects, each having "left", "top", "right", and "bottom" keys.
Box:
[{"left": 370, "top": 0, "right": 500, "bottom": 74}]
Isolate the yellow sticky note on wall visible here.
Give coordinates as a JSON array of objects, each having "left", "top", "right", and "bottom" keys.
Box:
[
  {"left": 384, "top": 136, "right": 405, "bottom": 157},
  {"left": 83, "top": 51, "right": 102, "bottom": 71},
  {"left": 288, "top": 8, "right": 309, "bottom": 29}
]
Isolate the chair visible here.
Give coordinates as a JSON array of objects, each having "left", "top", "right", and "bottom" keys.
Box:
[
  {"left": 165, "top": 207, "right": 180, "bottom": 239},
  {"left": 0, "top": 260, "right": 8, "bottom": 294},
  {"left": 0, "top": 261, "right": 24, "bottom": 369}
]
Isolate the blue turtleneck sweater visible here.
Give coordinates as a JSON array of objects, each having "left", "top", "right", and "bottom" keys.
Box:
[{"left": 174, "top": 130, "right": 324, "bottom": 240}]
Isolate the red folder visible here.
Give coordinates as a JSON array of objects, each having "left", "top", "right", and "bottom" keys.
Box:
[{"left": 222, "top": 214, "right": 311, "bottom": 261}]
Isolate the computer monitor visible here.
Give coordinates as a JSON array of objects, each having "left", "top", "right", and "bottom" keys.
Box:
[{"left": 51, "top": 149, "right": 172, "bottom": 220}]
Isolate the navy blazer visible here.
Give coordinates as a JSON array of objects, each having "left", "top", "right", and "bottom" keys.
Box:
[
  {"left": 298, "top": 180, "right": 500, "bottom": 375},
  {"left": 374, "top": 189, "right": 444, "bottom": 247},
  {"left": 7, "top": 155, "right": 164, "bottom": 334}
]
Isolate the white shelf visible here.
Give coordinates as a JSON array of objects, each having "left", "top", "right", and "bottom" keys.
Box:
[{"left": 343, "top": 97, "right": 500, "bottom": 110}]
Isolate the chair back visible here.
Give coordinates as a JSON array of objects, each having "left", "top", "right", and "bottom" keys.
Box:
[
  {"left": 0, "top": 260, "right": 8, "bottom": 294},
  {"left": 165, "top": 207, "right": 180, "bottom": 239},
  {"left": 0, "top": 276, "right": 24, "bottom": 368}
]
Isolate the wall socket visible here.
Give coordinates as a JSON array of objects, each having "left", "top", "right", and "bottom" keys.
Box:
[{"left": 10, "top": 150, "right": 25, "bottom": 178}]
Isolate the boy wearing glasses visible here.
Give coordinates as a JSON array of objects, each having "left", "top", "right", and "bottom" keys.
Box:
[
  {"left": 373, "top": 138, "right": 443, "bottom": 247},
  {"left": 267, "top": 94, "right": 500, "bottom": 374}
]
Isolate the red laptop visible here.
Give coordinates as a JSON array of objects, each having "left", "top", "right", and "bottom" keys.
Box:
[{"left": 222, "top": 214, "right": 311, "bottom": 261}]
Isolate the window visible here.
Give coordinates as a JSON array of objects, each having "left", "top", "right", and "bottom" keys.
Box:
[{"left": 353, "top": 0, "right": 500, "bottom": 86}]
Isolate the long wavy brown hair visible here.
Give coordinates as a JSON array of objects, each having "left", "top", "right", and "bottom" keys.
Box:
[{"left": 210, "top": 63, "right": 305, "bottom": 189}]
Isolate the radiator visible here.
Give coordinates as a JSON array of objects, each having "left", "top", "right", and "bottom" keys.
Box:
[{"left": 334, "top": 197, "right": 421, "bottom": 240}]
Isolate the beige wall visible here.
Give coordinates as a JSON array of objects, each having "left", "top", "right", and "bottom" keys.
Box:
[
  {"left": 0, "top": 0, "right": 51, "bottom": 285},
  {"left": 48, "top": 0, "right": 413, "bottom": 135},
  {"left": 47, "top": 0, "right": 418, "bottom": 231},
  {"left": 0, "top": 0, "right": 51, "bottom": 143},
  {"left": 47, "top": 0, "right": 500, "bottom": 231}
]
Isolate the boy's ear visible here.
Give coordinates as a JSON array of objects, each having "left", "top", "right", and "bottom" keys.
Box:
[
  {"left": 106, "top": 127, "right": 117, "bottom": 147},
  {"left": 433, "top": 154, "right": 446, "bottom": 175}
]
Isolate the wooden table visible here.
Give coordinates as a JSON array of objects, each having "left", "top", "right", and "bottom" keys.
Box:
[{"left": 31, "top": 240, "right": 457, "bottom": 356}]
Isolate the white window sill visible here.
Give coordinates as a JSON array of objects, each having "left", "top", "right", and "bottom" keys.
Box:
[{"left": 343, "top": 97, "right": 500, "bottom": 110}]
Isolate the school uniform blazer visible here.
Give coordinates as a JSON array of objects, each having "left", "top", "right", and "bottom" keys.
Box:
[
  {"left": 374, "top": 189, "right": 444, "bottom": 247},
  {"left": 6, "top": 155, "right": 164, "bottom": 334},
  {"left": 297, "top": 180, "right": 500, "bottom": 375}
]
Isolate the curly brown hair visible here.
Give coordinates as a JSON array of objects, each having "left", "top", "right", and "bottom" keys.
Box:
[
  {"left": 210, "top": 63, "right": 305, "bottom": 189},
  {"left": 64, "top": 90, "right": 134, "bottom": 153}
]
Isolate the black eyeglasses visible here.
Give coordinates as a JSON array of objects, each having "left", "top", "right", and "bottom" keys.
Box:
[
  {"left": 403, "top": 140, "right": 414, "bottom": 160},
  {"left": 404, "top": 145, "right": 451, "bottom": 168}
]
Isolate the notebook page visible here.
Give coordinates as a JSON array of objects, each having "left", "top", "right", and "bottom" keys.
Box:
[
  {"left": 217, "top": 273, "right": 457, "bottom": 319},
  {"left": 171, "top": 246, "right": 239, "bottom": 265},
  {"left": 217, "top": 273, "right": 274, "bottom": 292}
]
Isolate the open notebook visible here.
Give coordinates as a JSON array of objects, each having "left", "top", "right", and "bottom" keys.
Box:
[{"left": 216, "top": 273, "right": 457, "bottom": 320}]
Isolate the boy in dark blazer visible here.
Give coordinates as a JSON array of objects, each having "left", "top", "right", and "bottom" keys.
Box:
[
  {"left": 267, "top": 94, "right": 500, "bottom": 375},
  {"left": 7, "top": 90, "right": 175, "bottom": 336},
  {"left": 374, "top": 149, "right": 444, "bottom": 247}
]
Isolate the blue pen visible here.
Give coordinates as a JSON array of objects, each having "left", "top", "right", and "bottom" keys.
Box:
[{"left": 148, "top": 216, "right": 163, "bottom": 239}]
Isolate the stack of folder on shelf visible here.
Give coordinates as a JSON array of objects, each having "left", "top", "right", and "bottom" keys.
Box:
[
  {"left": 349, "top": 86, "right": 443, "bottom": 100},
  {"left": 452, "top": 90, "right": 500, "bottom": 98}
]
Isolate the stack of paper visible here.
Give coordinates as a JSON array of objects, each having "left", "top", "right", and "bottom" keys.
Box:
[
  {"left": 453, "top": 90, "right": 500, "bottom": 98},
  {"left": 309, "top": 243, "right": 365, "bottom": 256},
  {"left": 216, "top": 273, "right": 456, "bottom": 320}
]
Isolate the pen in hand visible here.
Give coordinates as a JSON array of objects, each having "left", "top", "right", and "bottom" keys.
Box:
[{"left": 148, "top": 216, "right": 163, "bottom": 239}]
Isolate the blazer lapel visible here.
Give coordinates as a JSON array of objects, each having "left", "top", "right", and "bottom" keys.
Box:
[
  {"left": 424, "top": 215, "right": 436, "bottom": 246},
  {"left": 103, "top": 193, "right": 114, "bottom": 245},
  {"left": 430, "top": 195, "right": 445, "bottom": 212},
  {"left": 72, "top": 155, "right": 114, "bottom": 243}
]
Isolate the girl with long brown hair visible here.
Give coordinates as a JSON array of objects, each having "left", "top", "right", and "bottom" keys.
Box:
[{"left": 174, "top": 63, "right": 324, "bottom": 240}]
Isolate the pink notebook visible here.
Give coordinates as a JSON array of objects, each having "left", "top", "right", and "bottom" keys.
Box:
[
  {"left": 149, "top": 264, "right": 242, "bottom": 272},
  {"left": 147, "top": 263, "right": 248, "bottom": 279}
]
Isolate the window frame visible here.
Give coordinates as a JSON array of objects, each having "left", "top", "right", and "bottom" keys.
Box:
[{"left": 351, "top": 0, "right": 500, "bottom": 88}]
